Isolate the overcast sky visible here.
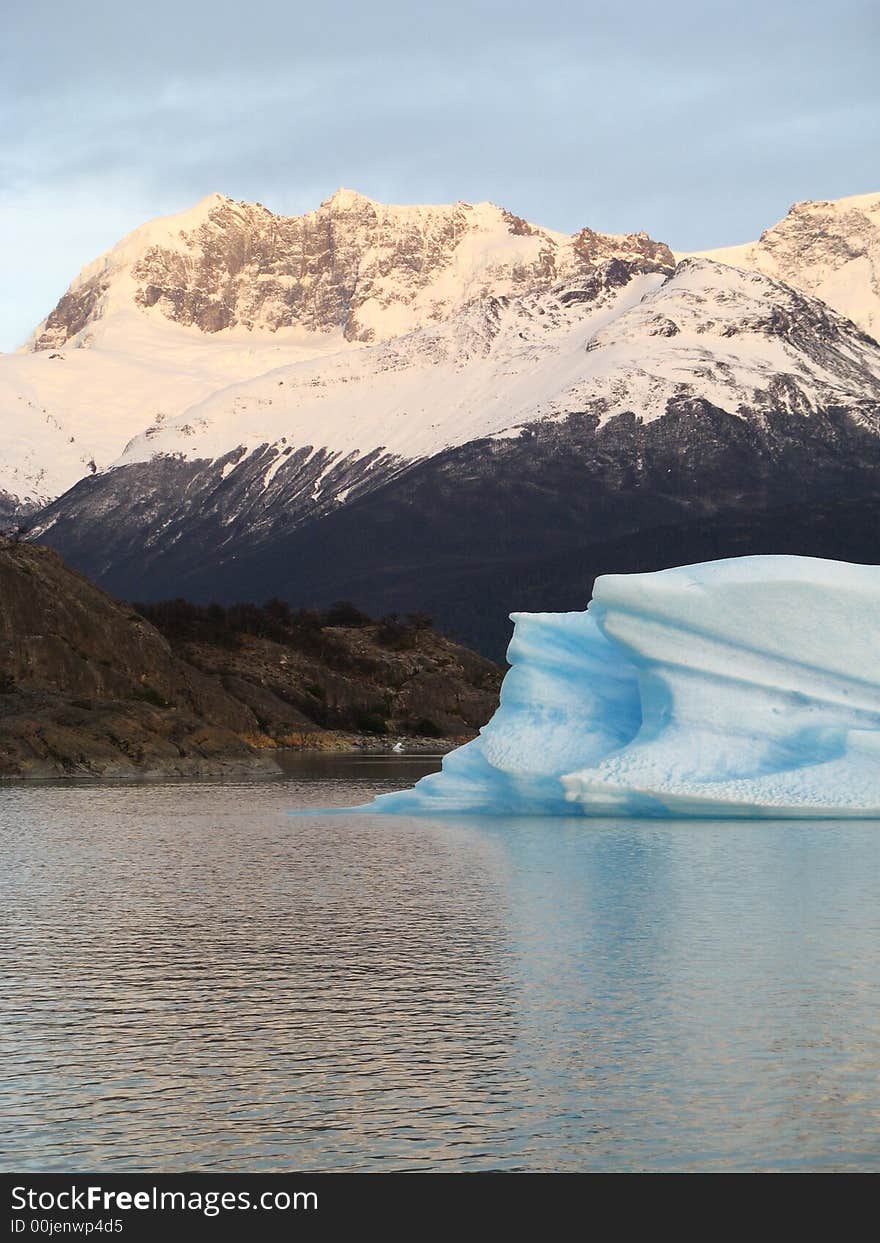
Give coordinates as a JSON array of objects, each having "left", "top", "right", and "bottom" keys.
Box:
[{"left": 2, "top": 0, "right": 877, "bottom": 350}]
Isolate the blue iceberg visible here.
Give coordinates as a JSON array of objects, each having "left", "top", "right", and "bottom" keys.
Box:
[{"left": 368, "top": 556, "right": 880, "bottom": 818}]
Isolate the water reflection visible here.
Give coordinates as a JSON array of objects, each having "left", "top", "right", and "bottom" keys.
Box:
[{"left": 2, "top": 765, "right": 879, "bottom": 1170}]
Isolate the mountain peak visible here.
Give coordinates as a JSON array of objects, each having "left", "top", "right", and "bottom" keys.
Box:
[
  {"left": 29, "top": 189, "right": 673, "bottom": 351},
  {"left": 688, "top": 190, "right": 880, "bottom": 338},
  {"left": 320, "top": 186, "right": 377, "bottom": 210},
  {"left": 27, "top": 186, "right": 880, "bottom": 360},
  {"left": 193, "top": 191, "right": 232, "bottom": 210},
  {"left": 787, "top": 190, "right": 880, "bottom": 215}
]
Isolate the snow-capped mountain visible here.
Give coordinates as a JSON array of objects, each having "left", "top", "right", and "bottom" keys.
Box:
[
  {"left": 32, "top": 188, "right": 673, "bottom": 349},
  {"left": 687, "top": 190, "right": 880, "bottom": 340},
  {"left": 1, "top": 189, "right": 672, "bottom": 515},
  {"left": 5, "top": 186, "right": 880, "bottom": 654},
  {"left": 29, "top": 252, "right": 880, "bottom": 654},
  {"left": 3, "top": 187, "right": 877, "bottom": 517},
  {"left": 80, "top": 256, "right": 880, "bottom": 481}
]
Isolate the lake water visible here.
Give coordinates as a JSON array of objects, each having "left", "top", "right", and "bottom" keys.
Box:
[{"left": 2, "top": 754, "right": 879, "bottom": 1171}]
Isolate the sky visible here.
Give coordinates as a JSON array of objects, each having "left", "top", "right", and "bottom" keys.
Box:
[{"left": 1, "top": 0, "right": 878, "bottom": 351}]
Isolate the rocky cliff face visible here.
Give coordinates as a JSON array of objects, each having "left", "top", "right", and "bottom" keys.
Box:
[
  {"left": 0, "top": 538, "right": 501, "bottom": 776},
  {"left": 32, "top": 189, "right": 674, "bottom": 349}
]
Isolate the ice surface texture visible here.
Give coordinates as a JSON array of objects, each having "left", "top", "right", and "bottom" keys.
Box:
[{"left": 368, "top": 556, "right": 880, "bottom": 818}]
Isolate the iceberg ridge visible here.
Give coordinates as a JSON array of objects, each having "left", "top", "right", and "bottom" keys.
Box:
[{"left": 367, "top": 556, "right": 880, "bottom": 819}]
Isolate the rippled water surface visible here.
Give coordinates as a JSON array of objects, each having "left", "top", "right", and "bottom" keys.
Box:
[{"left": 2, "top": 755, "right": 879, "bottom": 1171}]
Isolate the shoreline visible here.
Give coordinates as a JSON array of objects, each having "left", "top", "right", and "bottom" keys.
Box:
[{"left": 0, "top": 732, "right": 461, "bottom": 781}]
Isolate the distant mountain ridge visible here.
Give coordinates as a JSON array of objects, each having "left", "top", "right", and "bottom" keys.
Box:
[
  {"left": 3, "top": 187, "right": 878, "bottom": 514},
  {"left": 30, "top": 188, "right": 674, "bottom": 349},
  {"left": 2, "top": 189, "right": 674, "bottom": 513}
]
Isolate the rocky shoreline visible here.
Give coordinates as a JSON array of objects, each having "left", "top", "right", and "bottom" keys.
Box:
[{"left": 0, "top": 724, "right": 458, "bottom": 781}]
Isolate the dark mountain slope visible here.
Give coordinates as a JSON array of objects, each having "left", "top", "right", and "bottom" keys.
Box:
[{"left": 32, "top": 396, "right": 880, "bottom": 658}]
